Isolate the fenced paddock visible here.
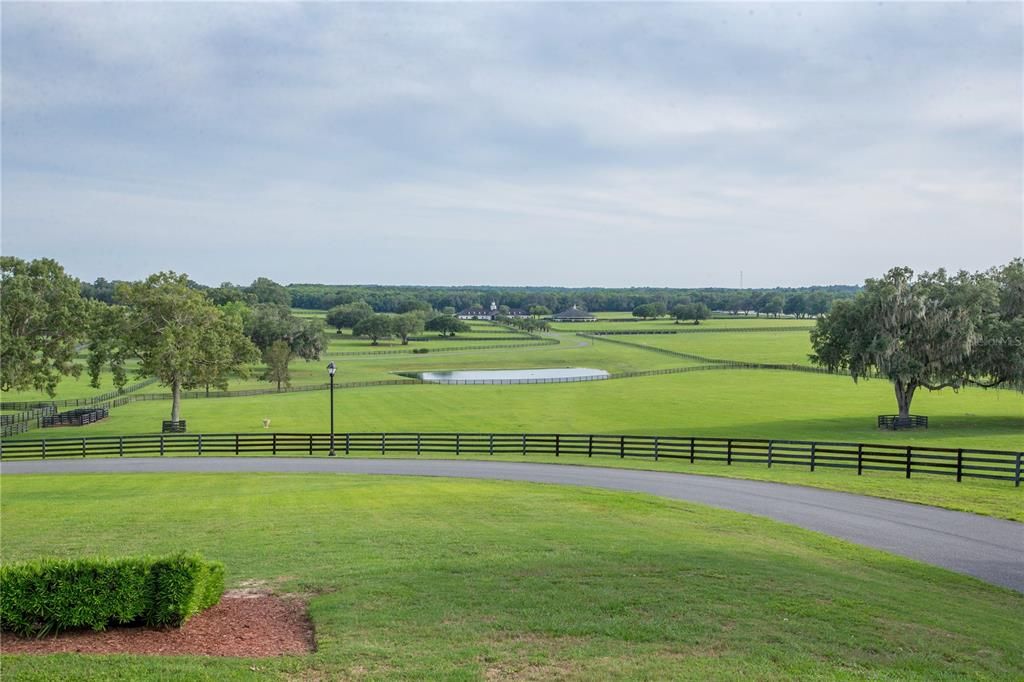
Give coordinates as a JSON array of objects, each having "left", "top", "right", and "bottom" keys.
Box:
[{"left": 1, "top": 432, "right": 1019, "bottom": 485}]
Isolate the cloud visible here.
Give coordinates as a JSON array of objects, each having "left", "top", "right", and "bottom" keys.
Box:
[{"left": 2, "top": 2, "right": 1021, "bottom": 287}]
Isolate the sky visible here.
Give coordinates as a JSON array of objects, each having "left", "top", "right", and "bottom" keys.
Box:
[{"left": 2, "top": 2, "right": 1021, "bottom": 289}]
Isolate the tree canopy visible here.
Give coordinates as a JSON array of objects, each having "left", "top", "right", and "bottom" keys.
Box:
[
  {"left": 425, "top": 315, "right": 470, "bottom": 337},
  {"left": 326, "top": 301, "right": 374, "bottom": 332},
  {"left": 1, "top": 257, "right": 91, "bottom": 396},
  {"left": 261, "top": 340, "right": 293, "bottom": 391},
  {"left": 88, "top": 272, "right": 259, "bottom": 422},
  {"left": 353, "top": 314, "right": 396, "bottom": 345},
  {"left": 245, "top": 304, "right": 326, "bottom": 360},
  {"left": 810, "top": 261, "right": 1024, "bottom": 419},
  {"left": 246, "top": 277, "right": 291, "bottom": 307}
]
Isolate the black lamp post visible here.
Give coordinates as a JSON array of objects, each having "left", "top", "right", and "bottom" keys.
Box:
[{"left": 327, "top": 361, "right": 337, "bottom": 456}]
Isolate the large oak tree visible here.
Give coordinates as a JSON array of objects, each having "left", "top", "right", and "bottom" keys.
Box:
[
  {"left": 89, "top": 272, "right": 259, "bottom": 423},
  {"left": 810, "top": 261, "right": 1024, "bottom": 419}
]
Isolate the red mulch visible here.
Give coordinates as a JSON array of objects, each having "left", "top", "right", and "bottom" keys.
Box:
[{"left": 1, "top": 592, "right": 315, "bottom": 657}]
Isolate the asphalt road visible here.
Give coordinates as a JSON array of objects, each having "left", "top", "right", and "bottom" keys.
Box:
[{"left": 4, "top": 457, "right": 1022, "bottom": 592}]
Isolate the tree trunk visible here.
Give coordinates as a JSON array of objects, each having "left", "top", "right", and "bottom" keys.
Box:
[
  {"left": 894, "top": 380, "right": 917, "bottom": 419},
  {"left": 277, "top": 378, "right": 282, "bottom": 391},
  {"left": 171, "top": 378, "right": 182, "bottom": 423}
]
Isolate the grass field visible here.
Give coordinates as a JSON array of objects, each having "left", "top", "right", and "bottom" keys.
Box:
[
  {"left": 5, "top": 316, "right": 1020, "bottom": 518},
  {"left": 0, "top": 362, "right": 159, "bottom": 403},
  {"left": 18, "top": 370, "right": 1022, "bottom": 450},
  {"left": 608, "top": 330, "right": 816, "bottom": 365},
  {"left": 2, "top": 473, "right": 1021, "bottom": 680},
  {"left": 548, "top": 317, "right": 816, "bottom": 332}
]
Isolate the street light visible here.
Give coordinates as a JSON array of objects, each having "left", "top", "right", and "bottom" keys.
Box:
[{"left": 327, "top": 361, "right": 337, "bottom": 456}]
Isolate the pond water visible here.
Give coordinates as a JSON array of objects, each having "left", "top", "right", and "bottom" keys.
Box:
[{"left": 400, "top": 367, "right": 610, "bottom": 384}]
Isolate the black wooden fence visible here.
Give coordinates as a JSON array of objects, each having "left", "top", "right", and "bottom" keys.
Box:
[
  {"left": 325, "top": 337, "right": 557, "bottom": 357},
  {"left": 1, "top": 432, "right": 1019, "bottom": 485},
  {"left": 0, "top": 377, "right": 159, "bottom": 412},
  {"left": 583, "top": 326, "right": 813, "bottom": 335}
]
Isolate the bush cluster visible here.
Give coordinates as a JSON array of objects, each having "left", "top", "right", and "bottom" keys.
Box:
[
  {"left": 0, "top": 552, "right": 224, "bottom": 637},
  {"left": 412, "top": 348, "right": 430, "bottom": 354}
]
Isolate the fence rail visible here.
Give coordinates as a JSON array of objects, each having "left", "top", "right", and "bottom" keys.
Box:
[
  {"left": 583, "top": 326, "right": 814, "bottom": 335},
  {"left": 1, "top": 432, "right": 1019, "bottom": 485},
  {"left": 580, "top": 333, "right": 834, "bottom": 374},
  {"left": 0, "top": 378, "right": 159, "bottom": 412},
  {"left": 325, "top": 337, "right": 557, "bottom": 357}
]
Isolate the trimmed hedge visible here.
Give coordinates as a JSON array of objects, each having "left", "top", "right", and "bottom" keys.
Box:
[{"left": 0, "top": 552, "right": 224, "bottom": 637}]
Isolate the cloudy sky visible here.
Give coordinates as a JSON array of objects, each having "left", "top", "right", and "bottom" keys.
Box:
[{"left": 2, "top": 2, "right": 1021, "bottom": 288}]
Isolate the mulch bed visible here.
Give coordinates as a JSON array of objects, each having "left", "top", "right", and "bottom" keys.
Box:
[{"left": 1, "top": 592, "right": 314, "bottom": 657}]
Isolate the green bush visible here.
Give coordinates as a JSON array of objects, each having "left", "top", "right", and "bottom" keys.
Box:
[
  {"left": 412, "top": 348, "right": 430, "bottom": 354},
  {"left": 0, "top": 552, "right": 224, "bottom": 637}
]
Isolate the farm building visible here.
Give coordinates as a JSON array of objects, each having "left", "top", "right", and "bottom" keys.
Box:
[
  {"left": 457, "top": 301, "right": 529, "bottom": 320},
  {"left": 551, "top": 305, "right": 597, "bottom": 322}
]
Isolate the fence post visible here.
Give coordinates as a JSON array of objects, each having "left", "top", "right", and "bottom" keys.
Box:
[
  {"left": 489, "top": 433, "right": 494, "bottom": 456},
  {"left": 810, "top": 442, "right": 816, "bottom": 471},
  {"left": 653, "top": 436, "right": 659, "bottom": 461},
  {"left": 522, "top": 434, "right": 526, "bottom": 456},
  {"left": 309, "top": 434, "right": 313, "bottom": 456},
  {"left": 588, "top": 435, "right": 593, "bottom": 457},
  {"left": 417, "top": 433, "right": 421, "bottom": 456},
  {"left": 42, "top": 439, "right": 47, "bottom": 459},
  {"left": 381, "top": 433, "right": 386, "bottom": 455},
  {"left": 727, "top": 439, "right": 732, "bottom": 466},
  {"left": 620, "top": 435, "right": 625, "bottom": 458},
  {"left": 198, "top": 434, "right": 203, "bottom": 456},
  {"left": 118, "top": 436, "right": 124, "bottom": 457},
  {"left": 272, "top": 433, "right": 277, "bottom": 456},
  {"left": 456, "top": 433, "right": 461, "bottom": 456},
  {"left": 160, "top": 434, "right": 165, "bottom": 457},
  {"left": 555, "top": 434, "right": 560, "bottom": 457},
  {"left": 1015, "top": 452, "right": 1021, "bottom": 488},
  {"left": 82, "top": 437, "right": 87, "bottom": 458},
  {"left": 235, "top": 434, "right": 240, "bottom": 456},
  {"left": 690, "top": 437, "right": 695, "bottom": 464},
  {"left": 767, "top": 440, "right": 773, "bottom": 468},
  {"left": 345, "top": 433, "right": 350, "bottom": 455},
  {"left": 956, "top": 448, "right": 963, "bottom": 483},
  {"left": 905, "top": 446, "right": 912, "bottom": 479},
  {"left": 857, "top": 444, "right": 863, "bottom": 476}
]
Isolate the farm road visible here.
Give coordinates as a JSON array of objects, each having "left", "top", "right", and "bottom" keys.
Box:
[{"left": 3, "top": 457, "right": 1022, "bottom": 592}]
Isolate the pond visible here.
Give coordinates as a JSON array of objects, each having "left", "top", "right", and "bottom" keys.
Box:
[{"left": 399, "top": 367, "right": 610, "bottom": 385}]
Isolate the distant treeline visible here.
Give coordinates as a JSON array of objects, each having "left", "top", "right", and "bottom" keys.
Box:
[
  {"left": 285, "top": 284, "right": 859, "bottom": 315},
  {"left": 81, "top": 278, "right": 860, "bottom": 316}
]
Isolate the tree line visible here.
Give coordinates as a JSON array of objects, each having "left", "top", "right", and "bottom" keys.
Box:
[
  {"left": 81, "top": 277, "right": 857, "bottom": 317},
  {"left": 7, "top": 257, "right": 1020, "bottom": 428},
  {"left": 3, "top": 261, "right": 326, "bottom": 422}
]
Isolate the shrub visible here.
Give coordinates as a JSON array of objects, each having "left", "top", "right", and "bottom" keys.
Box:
[
  {"left": 0, "top": 552, "right": 224, "bottom": 637},
  {"left": 412, "top": 348, "right": 429, "bottom": 354}
]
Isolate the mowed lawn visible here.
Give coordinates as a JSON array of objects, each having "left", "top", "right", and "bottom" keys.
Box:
[
  {"left": 549, "top": 316, "right": 815, "bottom": 333},
  {"left": 2, "top": 474, "right": 1021, "bottom": 680},
  {"left": 615, "top": 330, "right": 816, "bottom": 365},
  {"left": 20, "top": 370, "right": 1023, "bottom": 451}
]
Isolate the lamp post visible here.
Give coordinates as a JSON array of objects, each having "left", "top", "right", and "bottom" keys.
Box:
[{"left": 327, "top": 361, "right": 337, "bottom": 456}]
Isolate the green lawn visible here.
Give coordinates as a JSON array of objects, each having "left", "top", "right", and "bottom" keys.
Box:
[
  {"left": 0, "top": 363, "right": 160, "bottom": 403},
  {"left": 550, "top": 316, "right": 816, "bottom": 333},
  {"left": 1, "top": 473, "right": 1021, "bottom": 680},
  {"left": 20, "top": 370, "right": 1021, "bottom": 449},
  {"left": 607, "top": 330, "right": 816, "bottom": 365}
]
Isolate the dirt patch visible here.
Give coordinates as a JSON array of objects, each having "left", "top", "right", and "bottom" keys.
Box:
[{"left": 1, "top": 592, "right": 314, "bottom": 657}]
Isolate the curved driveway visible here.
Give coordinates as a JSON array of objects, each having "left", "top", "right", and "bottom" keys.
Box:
[{"left": 3, "top": 457, "right": 1022, "bottom": 593}]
